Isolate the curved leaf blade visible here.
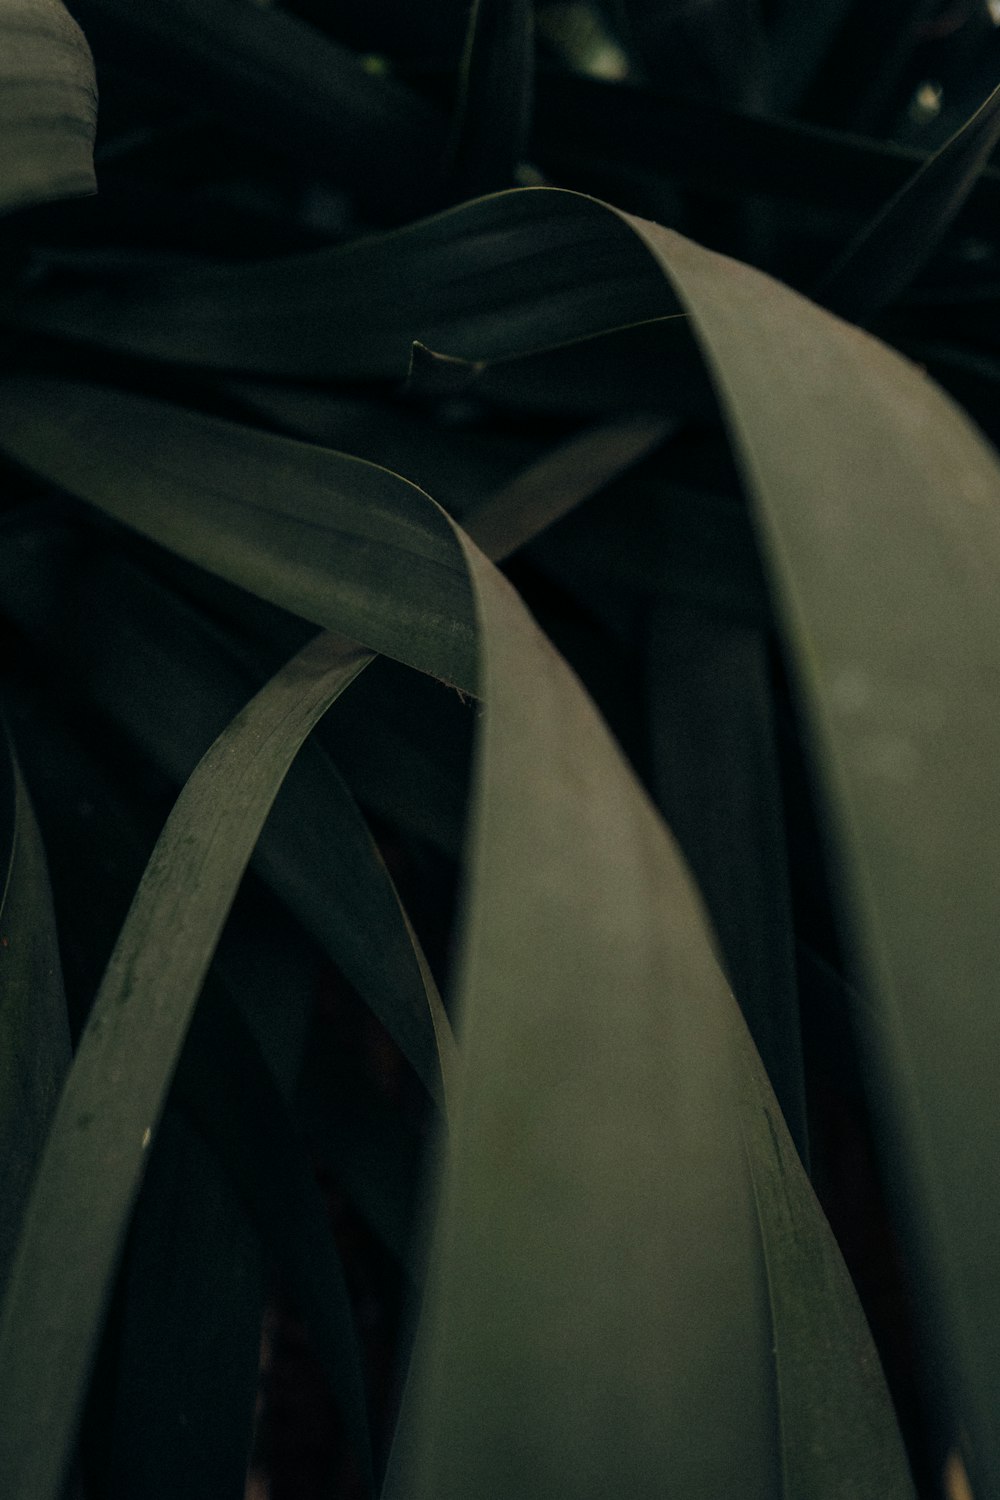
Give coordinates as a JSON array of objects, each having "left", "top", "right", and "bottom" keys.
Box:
[
  {"left": 628, "top": 208, "right": 1000, "bottom": 1496},
  {"left": 0, "top": 191, "right": 679, "bottom": 376},
  {"left": 388, "top": 534, "right": 911, "bottom": 1499},
  {"left": 0, "top": 525, "right": 452, "bottom": 1102},
  {"left": 0, "top": 380, "right": 478, "bottom": 691},
  {"left": 0, "top": 631, "right": 370, "bottom": 1500},
  {"left": 0, "top": 0, "right": 96, "bottom": 215},
  {"left": 818, "top": 79, "right": 1000, "bottom": 323}
]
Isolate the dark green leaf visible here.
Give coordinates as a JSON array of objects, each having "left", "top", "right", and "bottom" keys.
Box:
[
  {"left": 447, "top": 0, "right": 534, "bottom": 199},
  {"left": 630, "top": 205, "right": 1000, "bottom": 1498},
  {"left": 532, "top": 76, "right": 1000, "bottom": 240},
  {"left": 0, "top": 380, "right": 478, "bottom": 689},
  {"left": 172, "top": 988, "right": 376, "bottom": 1495},
  {"left": 0, "top": 192, "right": 679, "bottom": 375},
  {"left": 767, "top": 0, "right": 857, "bottom": 114},
  {"left": 819, "top": 80, "right": 1000, "bottom": 323},
  {"left": 3, "top": 186, "right": 983, "bottom": 1493},
  {"left": 463, "top": 411, "right": 675, "bottom": 560},
  {"left": 0, "top": 0, "right": 96, "bottom": 215},
  {"left": 386, "top": 531, "right": 911, "bottom": 1499},
  {"left": 298, "top": 1032, "right": 424, "bottom": 1280},
  {"left": 644, "top": 598, "right": 807, "bottom": 1162},
  {"left": 0, "top": 630, "right": 370, "bottom": 1500},
  {"left": 0, "top": 523, "right": 452, "bottom": 1100},
  {"left": 799, "top": 0, "right": 938, "bottom": 131},
  {"left": 69, "top": 0, "right": 445, "bottom": 220},
  {"left": 104, "top": 1106, "right": 266, "bottom": 1500},
  {"left": 0, "top": 728, "right": 70, "bottom": 1286}
]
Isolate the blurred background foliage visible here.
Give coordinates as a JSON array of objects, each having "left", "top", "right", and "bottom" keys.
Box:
[{"left": 3, "top": 2, "right": 1000, "bottom": 1498}]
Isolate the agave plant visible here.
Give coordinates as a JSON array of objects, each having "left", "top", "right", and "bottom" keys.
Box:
[{"left": 2, "top": 2, "right": 1000, "bottom": 1498}]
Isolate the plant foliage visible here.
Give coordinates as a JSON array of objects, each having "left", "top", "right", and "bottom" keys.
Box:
[{"left": 2, "top": 3, "right": 1000, "bottom": 1498}]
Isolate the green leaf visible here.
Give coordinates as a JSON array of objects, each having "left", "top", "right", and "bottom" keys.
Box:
[
  {"left": 628, "top": 206, "right": 1000, "bottom": 1498},
  {"left": 103, "top": 1106, "right": 266, "bottom": 1500},
  {"left": 3, "top": 186, "right": 987, "bottom": 1489},
  {"left": 447, "top": 0, "right": 535, "bottom": 199},
  {"left": 0, "top": 192, "right": 679, "bottom": 375},
  {"left": 767, "top": 0, "right": 857, "bottom": 113},
  {"left": 388, "top": 533, "right": 911, "bottom": 1500},
  {"left": 798, "top": 0, "right": 938, "bottom": 132},
  {"left": 818, "top": 79, "right": 1000, "bottom": 323},
  {"left": 532, "top": 76, "right": 1000, "bottom": 239},
  {"left": 0, "top": 380, "right": 478, "bottom": 690},
  {"left": 172, "top": 987, "right": 377, "bottom": 1495},
  {"left": 463, "top": 411, "right": 676, "bottom": 560},
  {"left": 644, "top": 597, "right": 807, "bottom": 1162},
  {"left": 67, "top": 0, "right": 445, "bottom": 220},
  {"left": 0, "top": 704, "right": 353, "bottom": 1498},
  {"left": 0, "top": 523, "right": 453, "bottom": 1101},
  {"left": 0, "top": 629, "right": 370, "bottom": 1500},
  {"left": 0, "top": 728, "right": 70, "bottom": 1287},
  {"left": 0, "top": 0, "right": 96, "bottom": 215}
]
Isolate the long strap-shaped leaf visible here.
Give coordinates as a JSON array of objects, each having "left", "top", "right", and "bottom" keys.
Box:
[
  {"left": 384, "top": 537, "right": 912, "bottom": 1500},
  {"left": 0, "top": 630, "right": 372, "bottom": 1500},
  {"left": 0, "top": 191, "right": 680, "bottom": 376},
  {"left": 1, "top": 369, "right": 911, "bottom": 1496},
  {"left": 2, "top": 184, "right": 993, "bottom": 1488},
  {"left": 818, "top": 78, "right": 1000, "bottom": 323},
  {"left": 623, "top": 209, "right": 1000, "bottom": 1496},
  {"left": 0, "top": 525, "right": 454, "bottom": 1103},
  {"left": 0, "top": 732, "right": 71, "bottom": 1287}
]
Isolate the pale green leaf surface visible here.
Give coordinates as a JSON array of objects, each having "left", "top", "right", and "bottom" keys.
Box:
[
  {"left": 0, "top": 0, "right": 96, "bottom": 214},
  {"left": 0, "top": 631, "right": 372, "bottom": 1500}
]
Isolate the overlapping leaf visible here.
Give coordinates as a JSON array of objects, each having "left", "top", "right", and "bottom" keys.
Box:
[
  {"left": 819, "top": 78, "right": 1000, "bottom": 322},
  {"left": 0, "top": 631, "right": 373, "bottom": 1500},
  {"left": 393, "top": 533, "right": 911, "bottom": 1499},
  {"left": 626, "top": 205, "right": 1000, "bottom": 1497},
  {"left": 0, "top": 523, "right": 452, "bottom": 1100},
  {"left": 0, "top": 197, "right": 921, "bottom": 1492}
]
